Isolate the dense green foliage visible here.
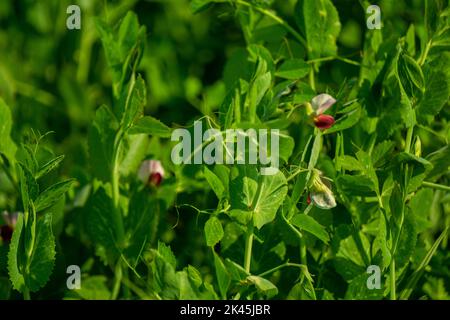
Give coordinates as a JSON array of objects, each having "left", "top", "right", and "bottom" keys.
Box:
[{"left": 0, "top": 0, "right": 449, "bottom": 300}]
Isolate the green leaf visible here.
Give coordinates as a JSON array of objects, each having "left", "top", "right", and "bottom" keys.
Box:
[
  {"left": 85, "top": 187, "right": 119, "bottom": 261},
  {"left": 95, "top": 19, "right": 122, "bottom": 96},
  {"left": 295, "top": 0, "right": 341, "bottom": 59},
  {"left": 204, "top": 166, "right": 225, "bottom": 199},
  {"left": 70, "top": 276, "right": 111, "bottom": 300},
  {"left": 397, "top": 52, "right": 425, "bottom": 98},
  {"left": 122, "top": 75, "right": 146, "bottom": 129},
  {"left": 336, "top": 155, "right": 364, "bottom": 171},
  {"left": 124, "top": 191, "right": 160, "bottom": 266},
  {"left": 247, "top": 275, "right": 278, "bottom": 298},
  {"left": 128, "top": 116, "right": 172, "bottom": 137},
  {"left": 426, "top": 145, "right": 450, "bottom": 180},
  {"left": 88, "top": 105, "right": 118, "bottom": 183},
  {"left": 7, "top": 213, "right": 25, "bottom": 292},
  {"left": 35, "top": 155, "right": 65, "bottom": 179},
  {"left": 0, "top": 98, "right": 17, "bottom": 164},
  {"left": 213, "top": 252, "right": 230, "bottom": 299},
  {"left": 8, "top": 213, "right": 56, "bottom": 293},
  {"left": 291, "top": 213, "right": 330, "bottom": 244},
  {"left": 230, "top": 166, "right": 288, "bottom": 229},
  {"left": 344, "top": 272, "right": 384, "bottom": 300},
  {"left": 34, "top": 179, "right": 76, "bottom": 212},
  {"left": 336, "top": 175, "right": 377, "bottom": 197},
  {"left": 275, "top": 59, "right": 310, "bottom": 79},
  {"left": 394, "top": 212, "right": 417, "bottom": 269},
  {"left": 224, "top": 258, "right": 249, "bottom": 281},
  {"left": 400, "top": 227, "right": 448, "bottom": 300},
  {"left": 118, "top": 12, "right": 140, "bottom": 60},
  {"left": 417, "top": 71, "right": 449, "bottom": 117},
  {"left": 392, "top": 152, "right": 433, "bottom": 193},
  {"left": 204, "top": 216, "right": 224, "bottom": 247},
  {"left": 323, "top": 104, "right": 361, "bottom": 134},
  {"left": 17, "top": 163, "right": 39, "bottom": 210},
  {"left": 152, "top": 247, "right": 179, "bottom": 299},
  {"left": 119, "top": 134, "right": 150, "bottom": 177},
  {"left": 191, "top": 0, "right": 222, "bottom": 13},
  {"left": 389, "top": 182, "right": 404, "bottom": 226}
]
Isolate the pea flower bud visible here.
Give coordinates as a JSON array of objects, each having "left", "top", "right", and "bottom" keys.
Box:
[
  {"left": 309, "top": 93, "right": 336, "bottom": 130},
  {"left": 138, "top": 160, "right": 165, "bottom": 187},
  {"left": 1, "top": 211, "right": 18, "bottom": 243},
  {"left": 308, "top": 170, "right": 336, "bottom": 209}
]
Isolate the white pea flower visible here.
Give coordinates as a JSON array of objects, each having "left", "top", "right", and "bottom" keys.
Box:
[{"left": 138, "top": 160, "right": 165, "bottom": 187}]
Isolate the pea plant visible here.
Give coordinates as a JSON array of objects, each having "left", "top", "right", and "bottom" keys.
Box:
[{"left": 0, "top": 0, "right": 449, "bottom": 300}]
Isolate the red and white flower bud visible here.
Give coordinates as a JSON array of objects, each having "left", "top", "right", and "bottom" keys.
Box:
[
  {"left": 309, "top": 94, "right": 336, "bottom": 130},
  {"left": 313, "top": 114, "right": 335, "bottom": 130},
  {"left": 1, "top": 211, "right": 18, "bottom": 243},
  {"left": 138, "top": 160, "right": 165, "bottom": 187}
]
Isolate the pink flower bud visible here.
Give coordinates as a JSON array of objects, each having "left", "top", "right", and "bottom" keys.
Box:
[
  {"left": 138, "top": 160, "right": 165, "bottom": 187},
  {"left": 314, "top": 114, "right": 335, "bottom": 130},
  {"left": 311, "top": 94, "right": 336, "bottom": 115}
]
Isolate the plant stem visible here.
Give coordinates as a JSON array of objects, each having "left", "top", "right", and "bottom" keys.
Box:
[
  {"left": 390, "top": 258, "right": 396, "bottom": 300},
  {"left": 422, "top": 181, "right": 450, "bottom": 192},
  {"left": 309, "top": 68, "right": 316, "bottom": 91},
  {"left": 418, "top": 40, "right": 432, "bottom": 66},
  {"left": 405, "top": 125, "right": 414, "bottom": 154},
  {"left": 258, "top": 262, "right": 304, "bottom": 278},
  {"left": 244, "top": 230, "right": 254, "bottom": 273},
  {"left": 111, "top": 261, "right": 123, "bottom": 300},
  {"left": 23, "top": 288, "right": 30, "bottom": 300},
  {"left": 111, "top": 132, "right": 126, "bottom": 245}
]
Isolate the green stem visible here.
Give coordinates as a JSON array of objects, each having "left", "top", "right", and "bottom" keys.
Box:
[
  {"left": 244, "top": 230, "right": 254, "bottom": 273},
  {"left": 111, "top": 132, "right": 126, "bottom": 245},
  {"left": 309, "top": 68, "right": 316, "bottom": 91},
  {"left": 405, "top": 125, "right": 414, "bottom": 154},
  {"left": 390, "top": 258, "right": 396, "bottom": 300},
  {"left": 258, "top": 262, "right": 304, "bottom": 278},
  {"left": 418, "top": 40, "right": 432, "bottom": 66},
  {"left": 23, "top": 288, "right": 30, "bottom": 300},
  {"left": 422, "top": 181, "right": 450, "bottom": 192},
  {"left": 111, "top": 261, "right": 123, "bottom": 300}
]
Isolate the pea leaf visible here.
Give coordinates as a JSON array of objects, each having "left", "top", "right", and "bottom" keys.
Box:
[
  {"left": 88, "top": 105, "right": 118, "bottom": 183},
  {"left": 85, "top": 187, "right": 119, "bottom": 262},
  {"left": 204, "top": 216, "right": 224, "bottom": 247},
  {"left": 247, "top": 275, "right": 278, "bottom": 298},
  {"left": 34, "top": 179, "right": 76, "bottom": 212},
  {"left": 122, "top": 75, "right": 146, "bottom": 129},
  {"left": 8, "top": 213, "right": 56, "bottom": 293},
  {"left": 124, "top": 191, "right": 161, "bottom": 266},
  {"left": 417, "top": 71, "right": 449, "bottom": 117},
  {"left": 0, "top": 98, "right": 17, "bottom": 164},
  {"left": 213, "top": 252, "right": 230, "bottom": 299},
  {"left": 324, "top": 104, "right": 361, "bottom": 134},
  {"left": 275, "top": 59, "right": 310, "bottom": 79},
  {"left": 230, "top": 165, "right": 288, "bottom": 229},
  {"left": 295, "top": 0, "right": 341, "bottom": 59},
  {"left": 204, "top": 166, "right": 225, "bottom": 199},
  {"left": 291, "top": 213, "right": 330, "bottom": 244},
  {"left": 336, "top": 175, "right": 377, "bottom": 197},
  {"left": 128, "top": 116, "right": 172, "bottom": 137},
  {"left": 35, "top": 155, "right": 65, "bottom": 180}
]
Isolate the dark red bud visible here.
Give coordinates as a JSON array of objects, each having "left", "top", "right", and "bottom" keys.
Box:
[
  {"left": 0, "top": 225, "right": 13, "bottom": 243},
  {"left": 307, "top": 194, "right": 311, "bottom": 205},
  {"left": 314, "top": 114, "right": 335, "bottom": 130},
  {"left": 149, "top": 172, "right": 163, "bottom": 187}
]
